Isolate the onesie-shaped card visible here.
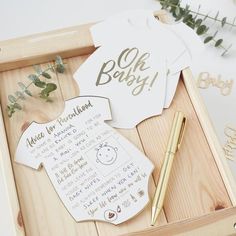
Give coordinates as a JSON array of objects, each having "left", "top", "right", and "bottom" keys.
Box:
[
  {"left": 73, "top": 10, "right": 191, "bottom": 128},
  {"left": 15, "top": 96, "right": 154, "bottom": 225}
]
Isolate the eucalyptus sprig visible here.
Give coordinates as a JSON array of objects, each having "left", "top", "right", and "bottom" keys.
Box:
[
  {"left": 7, "top": 56, "right": 66, "bottom": 117},
  {"left": 159, "top": 0, "right": 235, "bottom": 56}
]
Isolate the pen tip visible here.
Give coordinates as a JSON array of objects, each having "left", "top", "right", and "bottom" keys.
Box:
[
  {"left": 151, "top": 207, "right": 161, "bottom": 226},
  {"left": 150, "top": 213, "right": 155, "bottom": 226}
]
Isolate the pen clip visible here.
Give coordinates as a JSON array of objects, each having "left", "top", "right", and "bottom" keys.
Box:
[{"left": 177, "top": 116, "right": 187, "bottom": 150}]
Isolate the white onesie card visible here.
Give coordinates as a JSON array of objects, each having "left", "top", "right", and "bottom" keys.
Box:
[
  {"left": 73, "top": 10, "right": 190, "bottom": 129},
  {"left": 163, "top": 20, "right": 204, "bottom": 108},
  {"left": 74, "top": 43, "right": 167, "bottom": 128},
  {"left": 15, "top": 96, "right": 154, "bottom": 225}
]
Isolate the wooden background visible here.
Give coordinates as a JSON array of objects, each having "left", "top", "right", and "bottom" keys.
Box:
[
  {"left": 0, "top": 53, "right": 233, "bottom": 235},
  {"left": 0, "top": 10, "right": 235, "bottom": 236}
]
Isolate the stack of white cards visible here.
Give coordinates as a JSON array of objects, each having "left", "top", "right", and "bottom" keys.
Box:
[{"left": 73, "top": 9, "right": 203, "bottom": 129}]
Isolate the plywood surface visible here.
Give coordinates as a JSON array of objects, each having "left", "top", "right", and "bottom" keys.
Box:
[{"left": 0, "top": 54, "right": 233, "bottom": 235}]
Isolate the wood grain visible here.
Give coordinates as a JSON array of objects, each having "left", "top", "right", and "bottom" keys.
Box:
[
  {"left": 0, "top": 10, "right": 235, "bottom": 236},
  {"left": 0, "top": 102, "right": 25, "bottom": 236},
  {"left": 183, "top": 69, "right": 236, "bottom": 204},
  {"left": 123, "top": 207, "right": 236, "bottom": 236},
  {"left": 137, "top": 77, "right": 232, "bottom": 223},
  {"left": 0, "top": 23, "right": 95, "bottom": 72}
]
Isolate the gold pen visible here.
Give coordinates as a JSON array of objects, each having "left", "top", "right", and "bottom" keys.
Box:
[{"left": 151, "top": 111, "right": 187, "bottom": 226}]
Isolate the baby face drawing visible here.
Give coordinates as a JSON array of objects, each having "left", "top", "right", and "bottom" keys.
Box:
[{"left": 96, "top": 143, "right": 118, "bottom": 165}]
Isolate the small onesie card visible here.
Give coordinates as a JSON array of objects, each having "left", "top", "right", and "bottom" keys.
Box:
[
  {"left": 15, "top": 96, "right": 154, "bottom": 225},
  {"left": 73, "top": 10, "right": 191, "bottom": 128}
]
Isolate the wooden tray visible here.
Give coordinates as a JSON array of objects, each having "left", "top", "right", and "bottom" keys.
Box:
[{"left": 1, "top": 11, "right": 236, "bottom": 236}]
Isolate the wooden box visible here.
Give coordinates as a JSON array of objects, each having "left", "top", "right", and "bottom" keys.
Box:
[{"left": 1, "top": 11, "right": 236, "bottom": 236}]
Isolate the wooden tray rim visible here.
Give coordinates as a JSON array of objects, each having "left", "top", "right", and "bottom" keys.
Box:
[{"left": 0, "top": 11, "right": 236, "bottom": 236}]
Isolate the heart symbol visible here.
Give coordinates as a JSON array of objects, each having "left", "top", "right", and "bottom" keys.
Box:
[
  {"left": 108, "top": 212, "right": 115, "bottom": 219},
  {"left": 104, "top": 209, "right": 117, "bottom": 221}
]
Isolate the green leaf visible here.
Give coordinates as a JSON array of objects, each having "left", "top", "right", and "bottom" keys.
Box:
[
  {"left": 195, "top": 19, "right": 203, "bottom": 27},
  {"left": 18, "top": 82, "right": 27, "bottom": 91},
  {"left": 175, "top": 8, "right": 185, "bottom": 21},
  {"left": 7, "top": 55, "right": 66, "bottom": 118},
  {"left": 56, "top": 64, "right": 65, "bottom": 73},
  {"left": 8, "top": 95, "right": 17, "bottom": 103},
  {"left": 13, "top": 103, "right": 22, "bottom": 110},
  {"left": 186, "top": 18, "right": 195, "bottom": 29},
  {"left": 160, "top": 1, "right": 168, "bottom": 9},
  {"left": 25, "top": 89, "right": 32, "bottom": 97},
  {"left": 170, "top": 6, "right": 176, "bottom": 14},
  {"left": 196, "top": 25, "right": 207, "bottom": 35},
  {"left": 221, "top": 17, "right": 227, "bottom": 27},
  {"left": 215, "top": 39, "right": 223, "bottom": 47},
  {"left": 7, "top": 105, "right": 13, "bottom": 111},
  {"left": 55, "top": 55, "right": 63, "bottom": 65},
  {"left": 45, "top": 83, "right": 57, "bottom": 93},
  {"left": 55, "top": 56, "right": 65, "bottom": 73},
  {"left": 40, "top": 83, "right": 57, "bottom": 97},
  {"left": 169, "top": 0, "right": 180, "bottom": 5},
  {"left": 183, "top": 14, "right": 192, "bottom": 23},
  {"left": 204, "top": 36, "right": 213, "bottom": 44},
  {"left": 28, "top": 74, "right": 38, "bottom": 82},
  {"left": 42, "top": 72, "right": 51, "bottom": 79},
  {"left": 7, "top": 106, "right": 15, "bottom": 117},
  {"left": 15, "top": 91, "right": 25, "bottom": 100},
  {"left": 33, "top": 65, "right": 43, "bottom": 75},
  {"left": 175, "top": 6, "right": 180, "bottom": 16},
  {"left": 34, "top": 80, "right": 46, "bottom": 88}
]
